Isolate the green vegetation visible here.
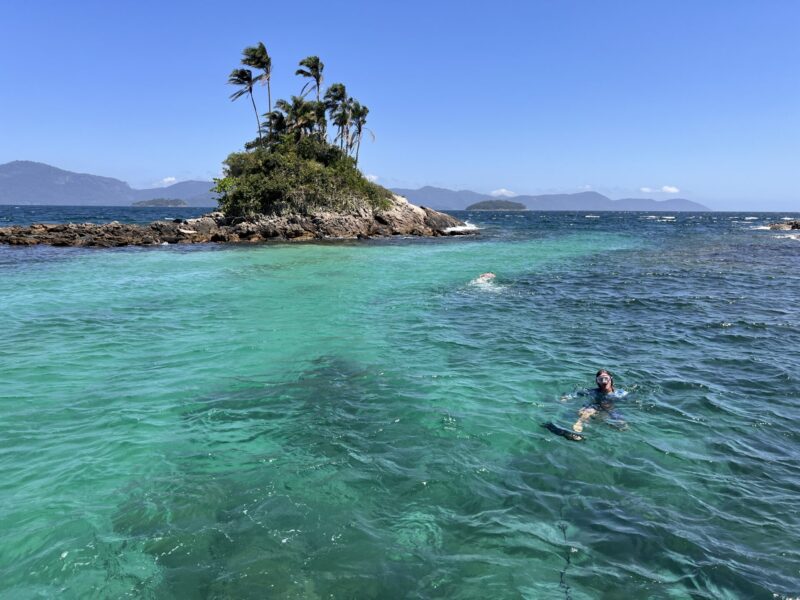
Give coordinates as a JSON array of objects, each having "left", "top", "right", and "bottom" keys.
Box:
[
  {"left": 466, "top": 199, "right": 527, "bottom": 210},
  {"left": 133, "top": 198, "right": 188, "bottom": 207},
  {"left": 216, "top": 43, "right": 390, "bottom": 217}
]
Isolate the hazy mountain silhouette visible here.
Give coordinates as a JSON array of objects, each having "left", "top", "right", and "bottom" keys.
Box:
[
  {"left": 392, "top": 186, "right": 710, "bottom": 211},
  {"left": 0, "top": 162, "right": 710, "bottom": 211},
  {"left": 0, "top": 161, "right": 217, "bottom": 206}
]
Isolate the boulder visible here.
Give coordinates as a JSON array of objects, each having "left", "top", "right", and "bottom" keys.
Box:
[{"left": 768, "top": 220, "right": 800, "bottom": 230}]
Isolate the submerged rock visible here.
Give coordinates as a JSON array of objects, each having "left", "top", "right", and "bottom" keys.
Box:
[
  {"left": 768, "top": 220, "right": 800, "bottom": 230},
  {"left": 0, "top": 196, "right": 475, "bottom": 247}
]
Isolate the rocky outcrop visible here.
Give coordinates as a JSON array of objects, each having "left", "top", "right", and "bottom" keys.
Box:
[
  {"left": 0, "top": 195, "right": 474, "bottom": 247},
  {"left": 768, "top": 220, "right": 800, "bottom": 230}
]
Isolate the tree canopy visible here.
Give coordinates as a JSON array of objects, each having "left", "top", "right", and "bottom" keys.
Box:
[{"left": 215, "top": 43, "right": 390, "bottom": 217}]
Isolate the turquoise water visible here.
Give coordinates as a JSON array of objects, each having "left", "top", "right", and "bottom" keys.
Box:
[{"left": 2, "top": 211, "right": 799, "bottom": 598}]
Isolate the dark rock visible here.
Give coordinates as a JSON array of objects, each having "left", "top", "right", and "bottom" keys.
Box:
[{"left": 768, "top": 220, "right": 800, "bottom": 230}]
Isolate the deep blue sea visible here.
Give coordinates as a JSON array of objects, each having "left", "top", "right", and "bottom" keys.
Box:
[{"left": 1, "top": 206, "right": 799, "bottom": 598}]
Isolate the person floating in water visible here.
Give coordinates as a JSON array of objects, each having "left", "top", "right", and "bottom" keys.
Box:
[
  {"left": 470, "top": 272, "right": 497, "bottom": 287},
  {"left": 570, "top": 369, "right": 628, "bottom": 433}
]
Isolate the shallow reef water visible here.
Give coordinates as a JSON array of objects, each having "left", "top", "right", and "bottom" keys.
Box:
[{"left": 1, "top": 208, "right": 799, "bottom": 598}]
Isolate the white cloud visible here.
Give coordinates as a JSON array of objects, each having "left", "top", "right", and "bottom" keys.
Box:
[
  {"left": 580, "top": 184, "right": 593, "bottom": 190},
  {"left": 640, "top": 185, "right": 680, "bottom": 194},
  {"left": 490, "top": 188, "right": 516, "bottom": 197},
  {"left": 155, "top": 176, "right": 177, "bottom": 187},
  {"left": 365, "top": 174, "right": 379, "bottom": 183}
]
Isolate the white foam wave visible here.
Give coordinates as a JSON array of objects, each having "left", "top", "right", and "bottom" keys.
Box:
[
  {"left": 773, "top": 233, "right": 800, "bottom": 241},
  {"left": 749, "top": 226, "right": 771, "bottom": 230},
  {"left": 469, "top": 279, "right": 505, "bottom": 293},
  {"left": 445, "top": 221, "right": 480, "bottom": 233},
  {"left": 744, "top": 217, "right": 759, "bottom": 220},
  {"left": 584, "top": 215, "right": 600, "bottom": 219},
  {"left": 469, "top": 273, "right": 505, "bottom": 293}
]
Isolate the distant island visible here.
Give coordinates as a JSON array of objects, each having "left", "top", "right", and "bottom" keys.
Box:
[
  {"left": 132, "top": 198, "right": 188, "bottom": 207},
  {"left": 466, "top": 199, "right": 527, "bottom": 210}
]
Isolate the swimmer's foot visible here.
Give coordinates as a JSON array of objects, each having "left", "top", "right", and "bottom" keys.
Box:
[
  {"left": 542, "top": 422, "right": 585, "bottom": 442},
  {"left": 572, "top": 421, "right": 584, "bottom": 433}
]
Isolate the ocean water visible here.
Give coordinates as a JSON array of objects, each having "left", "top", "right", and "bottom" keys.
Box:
[
  {"left": 0, "top": 205, "right": 209, "bottom": 227},
  {"left": 1, "top": 208, "right": 799, "bottom": 599}
]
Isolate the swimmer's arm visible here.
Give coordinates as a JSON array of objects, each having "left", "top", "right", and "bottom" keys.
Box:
[
  {"left": 561, "top": 389, "right": 589, "bottom": 401},
  {"left": 572, "top": 406, "right": 596, "bottom": 432}
]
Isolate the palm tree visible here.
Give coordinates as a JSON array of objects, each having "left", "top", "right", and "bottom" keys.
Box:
[
  {"left": 242, "top": 42, "right": 273, "bottom": 132},
  {"left": 297, "top": 56, "right": 326, "bottom": 138},
  {"left": 263, "top": 110, "right": 287, "bottom": 140},
  {"left": 332, "top": 102, "right": 352, "bottom": 151},
  {"left": 324, "top": 83, "right": 348, "bottom": 149},
  {"left": 309, "top": 100, "right": 328, "bottom": 139},
  {"left": 296, "top": 56, "right": 325, "bottom": 103},
  {"left": 228, "top": 68, "right": 262, "bottom": 144},
  {"left": 349, "top": 101, "right": 371, "bottom": 165},
  {"left": 275, "top": 96, "right": 317, "bottom": 139}
]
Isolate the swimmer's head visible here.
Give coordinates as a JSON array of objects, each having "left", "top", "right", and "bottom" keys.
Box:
[{"left": 595, "top": 369, "right": 614, "bottom": 391}]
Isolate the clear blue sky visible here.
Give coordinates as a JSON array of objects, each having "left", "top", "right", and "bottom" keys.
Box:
[{"left": 1, "top": 0, "right": 798, "bottom": 210}]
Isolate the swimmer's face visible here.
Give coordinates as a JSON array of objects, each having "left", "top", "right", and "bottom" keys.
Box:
[{"left": 596, "top": 374, "right": 612, "bottom": 390}]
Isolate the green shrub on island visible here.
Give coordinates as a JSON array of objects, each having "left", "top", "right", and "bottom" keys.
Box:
[
  {"left": 216, "top": 136, "right": 392, "bottom": 217},
  {"left": 215, "top": 43, "right": 390, "bottom": 217}
]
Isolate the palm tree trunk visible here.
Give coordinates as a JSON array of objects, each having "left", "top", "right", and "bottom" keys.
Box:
[
  {"left": 267, "top": 80, "right": 272, "bottom": 136},
  {"left": 250, "top": 91, "right": 262, "bottom": 144},
  {"left": 355, "top": 134, "right": 362, "bottom": 165}
]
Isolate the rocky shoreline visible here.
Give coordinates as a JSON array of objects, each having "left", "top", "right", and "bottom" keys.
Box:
[{"left": 0, "top": 196, "right": 474, "bottom": 247}]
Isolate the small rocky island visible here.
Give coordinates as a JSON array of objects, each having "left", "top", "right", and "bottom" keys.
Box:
[
  {"left": 132, "top": 198, "right": 188, "bottom": 207},
  {"left": 466, "top": 199, "right": 527, "bottom": 210},
  {"left": 0, "top": 44, "right": 472, "bottom": 248},
  {"left": 0, "top": 196, "right": 467, "bottom": 247}
]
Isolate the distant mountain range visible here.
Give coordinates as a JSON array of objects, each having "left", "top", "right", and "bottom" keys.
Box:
[
  {"left": 0, "top": 161, "right": 710, "bottom": 212},
  {"left": 392, "top": 186, "right": 710, "bottom": 211},
  {"left": 0, "top": 161, "right": 218, "bottom": 206}
]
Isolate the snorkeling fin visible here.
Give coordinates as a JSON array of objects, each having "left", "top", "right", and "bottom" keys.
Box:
[{"left": 542, "top": 421, "right": 585, "bottom": 442}]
